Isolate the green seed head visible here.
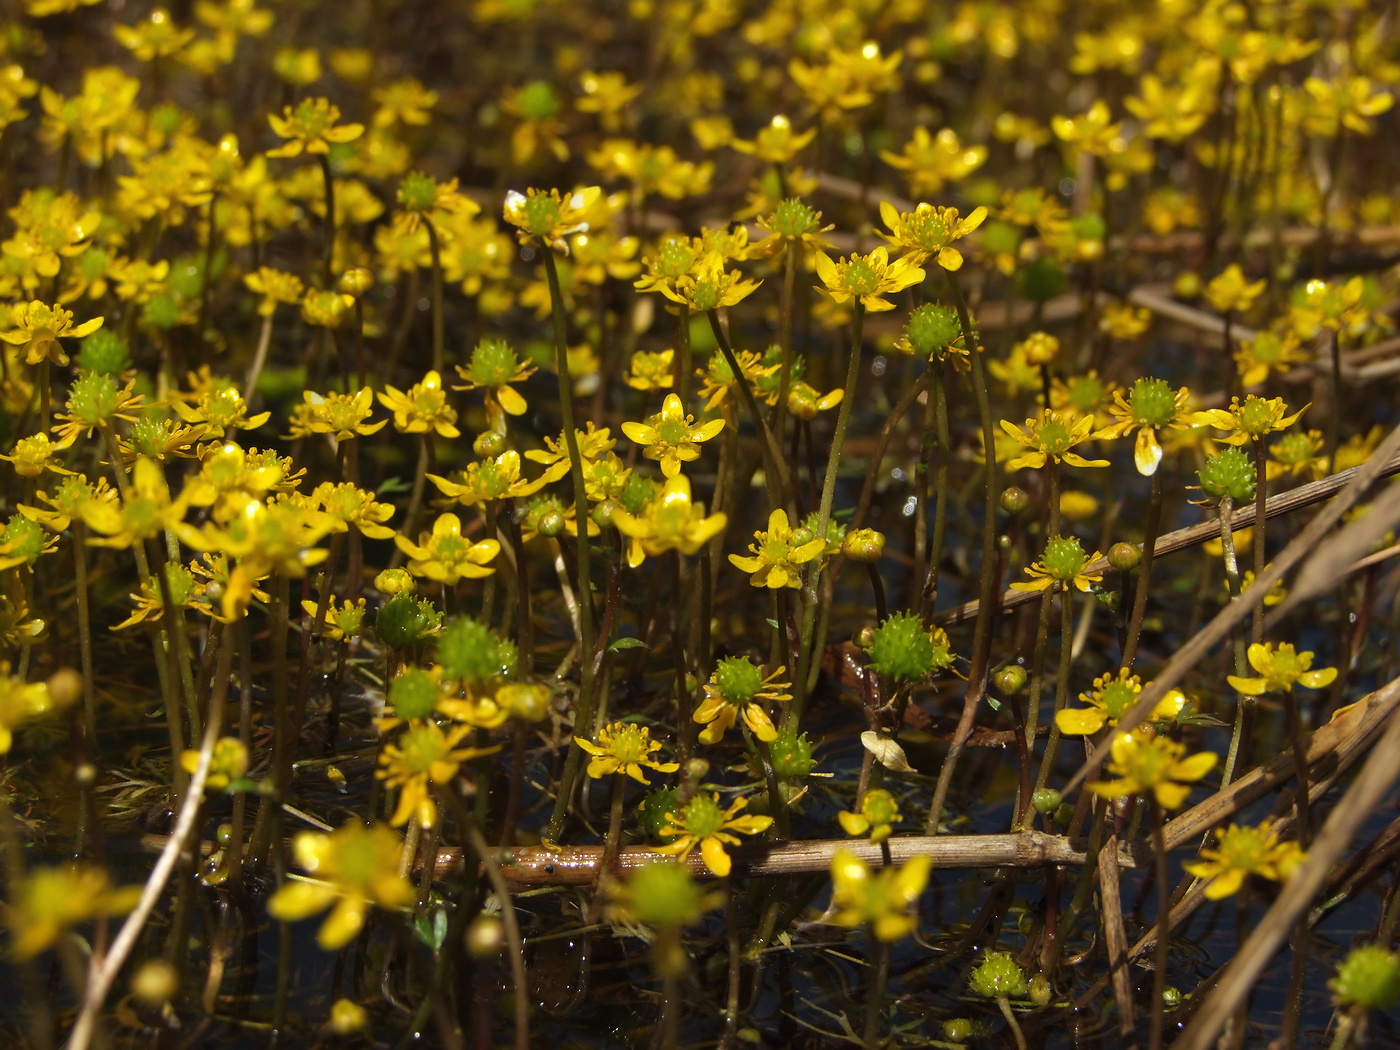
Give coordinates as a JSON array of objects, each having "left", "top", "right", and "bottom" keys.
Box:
[
  {"left": 994, "top": 665, "right": 1027, "bottom": 696},
  {"left": 768, "top": 197, "right": 822, "bottom": 239},
  {"left": 970, "top": 951, "right": 1030, "bottom": 999},
  {"left": 843, "top": 258, "right": 879, "bottom": 297},
  {"left": 374, "top": 593, "right": 441, "bottom": 650},
  {"left": 867, "top": 611, "right": 937, "bottom": 683},
  {"left": 1128, "top": 377, "right": 1178, "bottom": 427},
  {"left": 1237, "top": 395, "right": 1278, "bottom": 437},
  {"left": 75, "top": 329, "right": 131, "bottom": 375},
  {"left": 515, "top": 80, "right": 560, "bottom": 121},
  {"left": 769, "top": 726, "right": 814, "bottom": 778},
  {"left": 624, "top": 863, "right": 706, "bottom": 929},
  {"left": 142, "top": 292, "right": 182, "bottom": 330},
  {"left": 712, "top": 656, "right": 763, "bottom": 703},
  {"left": 1018, "top": 255, "right": 1065, "bottom": 304},
  {"left": 436, "top": 616, "right": 515, "bottom": 684},
  {"left": 903, "top": 302, "right": 961, "bottom": 356},
  {"left": 1197, "top": 447, "right": 1256, "bottom": 503},
  {"left": 388, "top": 668, "right": 440, "bottom": 721},
  {"left": 1, "top": 515, "right": 46, "bottom": 566},
  {"left": 66, "top": 371, "right": 124, "bottom": 428},
  {"left": 678, "top": 792, "right": 725, "bottom": 837},
  {"left": 520, "top": 193, "right": 562, "bottom": 237},
  {"left": 467, "top": 338, "right": 520, "bottom": 387},
  {"left": 636, "top": 787, "right": 679, "bottom": 842},
  {"left": 397, "top": 171, "right": 439, "bottom": 213},
  {"left": 1041, "top": 535, "right": 1090, "bottom": 581},
  {"left": 1331, "top": 944, "right": 1400, "bottom": 1011}
]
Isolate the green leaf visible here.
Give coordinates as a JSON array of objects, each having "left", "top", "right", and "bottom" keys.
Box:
[{"left": 609, "top": 637, "right": 648, "bottom": 651}]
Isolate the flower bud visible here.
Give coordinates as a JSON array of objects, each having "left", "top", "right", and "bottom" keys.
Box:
[
  {"left": 842, "top": 528, "right": 886, "bottom": 563},
  {"left": 131, "top": 960, "right": 179, "bottom": 1006},
  {"left": 943, "top": 1019, "right": 974, "bottom": 1042},
  {"left": 993, "top": 665, "right": 1027, "bottom": 696},
  {"left": 853, "top": 625, "right": 876, "bottom": 650},
  {"left": 970, "top": 951, "right": 1029, "bottom": 999},
  {"left": 1331, "top": 944, "right": 1400, "bottom": 1010},
  {"left": 1108, "top": 542, "right": 1141, "bottom": 572},
  {"left": 466, "top": 916, "right": 504, "bottom": 957},
  {"left": 473, "top": 430, "right": 506, "bottom": 457},
  {"left": 1031, "top": 788, "right": 1061, "bottom": 815},
  {"left": 1000, "top": 486, "right": 1031, "bottom": 515},
  {"left": 337, "top": 267, "right": 374, "bottom": 298},
  {"left": 1029, "top": 974, "right": 1052, "bottom": 1008}
]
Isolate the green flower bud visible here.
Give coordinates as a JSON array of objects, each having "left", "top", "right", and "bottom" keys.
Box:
[
  {"left": 1174, "top": 271, "right": 1202, "bottom": 300},
  {"left": 623, "top": 862, "right": 706, "bottom": 930},
  {"left": 1108, "top": 542, "right": 1142, "bottom": 571},
  {"left": 942, "top": 1018, "right": 974, "bottom": 1042},
  {"left": 1, "top": 515, "right": 47, "bottom": 567},
  {"left": 1031, "top": 788, "right": 1061, "bottom": 815},
  {"left": 1127, "top": 377, "right": 1178, "bottom": 427},
  {"left": 473, "top": 429, "right": 507, "bottom": 457},
  {"left": 338, "top": 267, "right": 374, "bottom": 297},
  {"left": 970, "top": 951, "right": 1030, "bottom": 999},
  {"left": 867, "top": 611, "right": 937, "bottom": 683},
  {"left": 1331, "top": 944, "right": 1400, "bottom": 1010},
  {"left": 142, "top": 292, "right": 182, "bottom": 330},
  {"left": 1029, "top": 974, "right": 1052, "bottom": 1008},
  {"left": 1000, "top": 486, "right": 1031, "bottom": 516},
  {"left": 1018, "top": 256, "right": 1065, "bottom": 304},
  {"left": 1197, "top": 448, "right": 1256, "bottom": 503},
  {"left": 514, "top": 80, "right": 560, "bottom": 121},
  {"left": 993, "top": 665, "right": 1027, "bottom": 696}
]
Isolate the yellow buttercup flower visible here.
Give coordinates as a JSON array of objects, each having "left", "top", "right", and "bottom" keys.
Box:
[
  {"left": 621, "top": 393, "right": 725, "bottom": 478},
  {"left": 427, "top": 451, "right": 548, "bottom": 506},
  {"left": 878, "top": 126, "right": 987, "bottom": 198},
  {"left": 836, "top": 788, "right": 901, "bottom": 845},
  {"left": 1095, "top": 378, "right": 1196, "bottom": 476},
  {"left": 729, "top": 114, "right": 815, "bottom": 165},
  {"left": 1204, "top": 264, "right": 1266, "bottom": 315},
  {"left": 267, "top": 823, "right": 414, "bottom": 949},
  {"left": 1054, "top": 668, "right": 1187, "bottom": 736},
  {"left": 574, "top": 721, "right": 680, "bottom": 784},
  {"left": 1191, "top": 395, "right": 1307, "bottom": 445},
  {"left": 243, "top": 267, "right": 305, "bottom": 316},
  {"left": 8, "top": 866, "right": 140, "bottom": 961},
  {"left": 394, "top": 512, "right": 500, "bottom": 584},
  {"left": 0, "top": 300, "right": 103, "bottom": 366},
  {"left": 378, "top": 721, "right": 498, "bottom": 828},
  {"left": 694, "top": 657, "right": 790, "bottom": 744},
  {"left": 813, "top": 246, "right": 924, "bottom": 312},
  {"left": 655, "top": 792, "right": 773, "bottom": 877},
  {"left": 828, "top": 848, "right": 931, "bottom": 942},
  {"left": 626, "top": 350, "right": 675, "bottom": 392},
  {"left": 1235, "top": 329, "right": 1308, "bottom": 388},
  {"left": 1183, "top": 820, "right": 1305, "bottom": 900},
  {"left": 611, "top": 473, "right": 727, "bottom": 568},
  {"left": 267, "top": 97, "right": 364, "bottom": 158},
  {"left": 999, "top": 410, "right": 1109, "bottom": 472},
  {"left": 878, "top": 200, "right": 987, "bottom": 272},
  {"left": 1227, "top": 642, "right": 1338, "bottom": 696},
  {"left": 727, "top": 508, "right": 824, "bottom": 589},
  {"left": 377, "top": 371, "right": 460, "bottom": 437},
  {"left": 287, "top": 388, "right": 386, "bottom": 441},
  {"left": 502, "top": 185, "right": 602, "bottom": 254},
  {"left": 1010, "top": 535, "right": 1103, "bottom": 595},
  {"left": 1090, "top": 727, "right": 1217, "bottom": 811}
]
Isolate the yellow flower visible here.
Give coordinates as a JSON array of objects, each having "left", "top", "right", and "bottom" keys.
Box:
[
  {"left": 621, "top": 393, "right": 725, "bottom": 479},
  {"left": 836, "top": 788, "right": 901, "bottom": 846},
  {"left": 454, "top": 337, "right": 537, "bottom": 419},
  {"left": 655, "top": 792, "right": 773, "bottom": 877},
  {"left": 828, "top": 848, "right": 931, "bottom": 942},
  {"left": 878, "top": 126, "right": 987, "bottom": 198},
  {"left": 0, "top": 300, "right": 103, "bottom": 366},
  {"left": 658, "top": 250, "right": 760, "bottom": 312},
  {"left": 573, "top": 721, "right": 680, "bottom": 784},
  {"left": 1191, "top": 395, "right": 1307, "bottom": 445},
  {"left": 267, "top": 823, "right": 414, "bottom": 949},
  {"left": 0, "top": 664, "right": 70, "bottom": 755},
  {"left": 694, "top": 657, "right": 790, "bottom": 744},
  {"left": 372, "top": 76, "right": 439, "bottom": 127},
  {"left": 575, "top": 70, "right": 642, "bottom": 131},
  {"left": 267, "top": 97, "right": 364, "bottom": 159},
  {"left": 378, "top": 721, "right": 497, "bottom": 828},
  {"left": 729, "top": 115, "right": 815, "bottom": 164},
  {"left": 394, "top": 512, "right": 500, "bottom": 584},
  {"left": 1183, "top": 820, "right": 1306, "bottom": 900},
  {"left": 1010, "top": 535, "right": 1103, "bottom": 595},
  {"left": 1051, "top": 100, "right": 1122, "bottom": 156},
  {"left": 299, "top": 597, "right": 367, "bottom": 642},
  {"left": 813, "top": 246, "right": 925, "bottom": 312},
  {"left": 171, "top": 386, "right": 270, "bottom": 437},
  {"left": 113, "top": 8, "right": 195, "bottom": 61},
  {"left": 727, "top": 508, "right": 824, "bottom": 589},
  {"left": 0, "top": 433, "right": 75, "bottom": 479},
  {"left": 1090, "top": 728, "right": 1217, "bottom": 810},
  {"left": 1054, "top": 668, "right": 1187, "bottom": 736},
  {"left": 999, "top": 410, "right": 1109, "bottom": 472},
  {"left": 626, "top": 350, "right": 675, "bottom": 392},
  {"left": 611, "top": 473, "right": 727, "bottom": 568},
  {"left": 878, "top": 200, "right": 987, "bottom": 272},
  {"left": 502, "top": 186, "right": 602, "bottom": 254},
  {"left": 1227, "top": 642, "right": 1338, "bottom": 696},
  {"left": 287, "top": 388, "right": 386, "bottom": 441},
  {"left": 377, "top": 371, "right": 460, "bottom": 437},
  {"left": 8, "top": 866, "right": 140, "bottom": 960},
  {"left": 243, "top": 267, "right": 304, "bottom": 317},
  {"left": 428, "top": 451, "right": 548, "bottom": 507},
  {"left": 84, "top": 458, "right": 187, "bottom": 553},
  {"left": 111, "top": 563, "right": 207, "bottom": 630},
  {"left": 1235, "top": 329, "right": 1308, "bottom": 389},
  {"left": 179, "top": 736, "right": 249, "bottom": 791},
  {"left": 1095, "top": 378, "right": 1196, "bottom": 476},
  {"left": 1204, "top": 264, "right": 1266, "bottom": 315}
]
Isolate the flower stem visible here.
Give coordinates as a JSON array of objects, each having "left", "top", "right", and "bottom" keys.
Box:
[
  {"left": 920, "top": 363, "right": 950, "bottom": 617},
  {"left": 1251, "top": 437, "right": 1267, "bottom": 646},
  {"left": 1121, "top": 468, "right": 1164, "bottom": 670},
  {"left": 424, "top": 217, "right": 445, "bottom": 373},
  {"left": 706, "top": 310, "right": 792, "bottom": 511},
  {"left": 317, "top": 154, "right": 336, "bottom": 284},
  {"left": 861, "top": 933, "right": 890, "bottom": 1050},
  {"left": 791, "top": 302, "right": 865, "bottom": 724},
  {"left": 1149, "top": 799, "right": 1171, "bottom": 1050},
  {"left": 543, "top": 248, "right": 597, "bottom": 844}
]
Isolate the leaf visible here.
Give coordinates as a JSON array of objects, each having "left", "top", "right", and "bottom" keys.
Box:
[
  {"left": 860, "top": 731, "right": 914, "bottom": 773},
  {"left": 609, "top": 637, "right": 648, "bottom": 651}
]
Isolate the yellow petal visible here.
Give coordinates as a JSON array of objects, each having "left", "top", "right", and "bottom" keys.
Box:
[{"left": 700, "top": 836, "right": 732, "bottom": 877}]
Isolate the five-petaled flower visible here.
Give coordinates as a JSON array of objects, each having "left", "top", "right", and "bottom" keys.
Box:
[
  {"left": 879, "top": 200, "right": 988, "bottom": 271},
  {"left": 655, "top": 791, "right": 773, "bottom": 877},
  {"left": 694, "top": 657, "right": 790, "bottom": 744},
  {"left": 1183, "top": 820, "right": 1305, "bottom": 899},
  {"left": 621, "top": 393, "right": 725, "bottom": 478},
  {"left": 574, "top": 721, "right": 680, "bottom": 784},
  {"left": 1000, "top": 410, "right": 1110, "bottom": 472},
  {"left": 813, "top": 246, "right": 925, "bottom": 312},
  {"left": 828, "top": 848, "right": 931, "bottom": 941},
  {"left": 1055, "top": 668, "right": 1187, "bottom": 736},
  {"left": 611, "top": 473, "right": 727, "bottom": 567},
  {"left": 728, "top": 508, "right": 825, "bottom": 588},
  {"left": 1090, "top": 727, "right": 1217, "bottom": 810},
  {"left": 1227, "top": 642, "right": 1338, "bottom": 695},
  {"left": 1, "top": 300, "right": 103, "bottom": 366},
  {"left": 394, "top": 512, "right": 500, "bottom": 584}
]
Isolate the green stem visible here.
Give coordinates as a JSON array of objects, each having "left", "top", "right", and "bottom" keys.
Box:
[
  {"left": 318, "top": 154, "right": 336, "bottom": 284},
  {"left": 706, "top": 310, "right": 792, "bottom": 511},
  {"left": 1149, "top": 799, "right": 1170, "bottom": 1050},
  {"left": 72, "top": 522, "right": 97, "bottom": 754},
  {"left": 790, "top": 302, "right": 865, "bottom": 724},
  {"left": 1121, "top": 467, "right": 1164, "bottom": 670},
  {"left": 675, "top": 303, "right": 691, "bottom": 405},
  {"left": 861, "top": 934, "right": 889, "bottom": 1050},
  {"left": 920, "top": 362, "right": 951, "bottom": 617},
  {"left": 543, "top": 249, "right": 597, "bottom": 844},
  {"left": 1251, "top": 437, "right": 1267, "bottom": 646},
  {"left": 424, "top": 217, "right": 445, "bottom": 373}
]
